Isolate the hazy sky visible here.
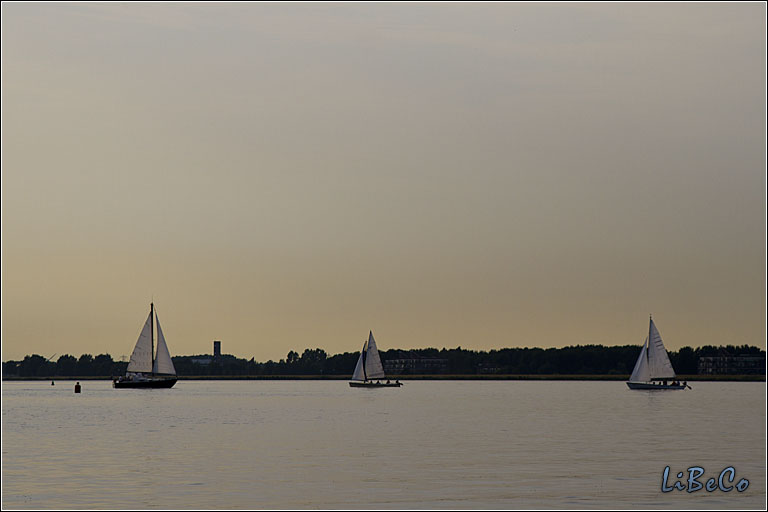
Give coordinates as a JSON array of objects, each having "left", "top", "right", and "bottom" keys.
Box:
[{"left": 2, "top": 2, "right": 765, "bottom": 362}]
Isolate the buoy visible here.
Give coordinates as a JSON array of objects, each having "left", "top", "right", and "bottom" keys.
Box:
[
  {"left": 51, "top": 380, "right": 55, "bottom": 386},
  {"left": 74, "top": 382, "right": 81, "bottom": 393}
]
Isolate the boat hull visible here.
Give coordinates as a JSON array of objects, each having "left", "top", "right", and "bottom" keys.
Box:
[
  {"left": 113, "top": 377, "right": 177, "bottom": 389},
  {"left": 626, "top": 381, "right": 687, "bottom": 390},
  {"left": 349, "top": 381, "right": 402, "bottom": 388}
]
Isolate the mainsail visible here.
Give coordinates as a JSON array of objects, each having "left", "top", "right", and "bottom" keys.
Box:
[
  {"left": 647, "top": 318, "right": 675, "bottom": 379},
  {"left": 152, "top": 314, "right": 176, "bottom": 375},
  {"left": 363, "top": 331, "right": 386, "bottom": 379},
  {"left": 126, "top": 312, "right": 154, "bottom": 373}
]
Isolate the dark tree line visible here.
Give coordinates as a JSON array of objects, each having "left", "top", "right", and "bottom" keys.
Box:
[
  {"left": 2, "top": 344, "right": 764, "bottom": 378},
  {"left": 2, "top": 354, "right": 129, "bottom": 378}
]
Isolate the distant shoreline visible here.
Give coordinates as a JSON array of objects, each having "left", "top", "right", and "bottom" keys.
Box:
[{"left": 3, "top": 374, "right": 764, "bottom": 382}]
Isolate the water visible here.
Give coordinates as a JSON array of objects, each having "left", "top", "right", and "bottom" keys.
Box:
[{"left": 2, "top": 380, "right": 765, "bottom": 509}]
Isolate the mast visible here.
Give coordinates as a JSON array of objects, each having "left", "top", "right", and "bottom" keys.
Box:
[
  {"left": 151, "top": 302, "right": 155, "bottom": 376},
  {"left": 647, "top": 314, "right": 652, "bottom": 380}
]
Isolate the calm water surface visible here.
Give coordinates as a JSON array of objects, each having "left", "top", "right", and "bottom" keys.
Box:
[{"left": 2, "top": 380, "right": 765, "bottom": 509}]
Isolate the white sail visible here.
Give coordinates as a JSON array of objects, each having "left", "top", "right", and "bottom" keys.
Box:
[
  {"left": 126, "top": 312, "right": 153, "bottom": 373},
  {"left": 152, "top": 314, "right": 176, "bottom": 375},
  {"left": 629, "top": 337, "right": 650, "bottom": 382},
  {"left": 363, "top": 331, "right": 386, "bottom": 380},
  {"left": 647, "top": 318, "right": 676, "bottom": 379},
  {"left": 350, "top": 340, "right": 367, "bottom": 381}
]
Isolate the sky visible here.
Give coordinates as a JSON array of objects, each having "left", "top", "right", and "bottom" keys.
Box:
[{"left": 1, "top": 2, "right": 766, "bottom": 363}]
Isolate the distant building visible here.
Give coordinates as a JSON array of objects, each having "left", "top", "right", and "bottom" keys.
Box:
[
  {"left": 191, "top": 357, "right": 212, "bottom": 365},
  {"left": 384, "top": 356, "right": 448, "bottom": 374},
  {"left": 478, "top": 363, "right": 501, "bottom": 374},
  {"left": 214, "top": 340, "right": 221, "bottom": 358},
  {"left": 698, "top": 355, "right": 765, "bottom": 375}
]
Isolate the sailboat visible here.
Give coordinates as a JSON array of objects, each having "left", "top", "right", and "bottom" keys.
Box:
[
  {"left": 626, "top": 316, "right": 689, "bottom": 390},
  {"left": 113, "top": 303, "right": 177, "bottom": 389},
  {"left": 349, "top": 331, "right": 402, "bottom": 388}
]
